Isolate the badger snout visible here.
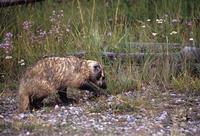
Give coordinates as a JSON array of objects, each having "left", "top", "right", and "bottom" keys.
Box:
[
  {"left": 96, "top": 77, "right": 107, "bottom": 89},
  {"left": 101, "top": 81, "right": 107, "bottom": 89}
]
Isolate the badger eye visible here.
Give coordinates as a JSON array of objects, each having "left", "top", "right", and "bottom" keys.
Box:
[{"left": 94, "top": 65, "right": 101, "bottom": 73}]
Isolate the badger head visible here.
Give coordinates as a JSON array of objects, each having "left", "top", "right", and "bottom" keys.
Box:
[{"left": 86, "top": 60, "right": 107, "bottom": 89}]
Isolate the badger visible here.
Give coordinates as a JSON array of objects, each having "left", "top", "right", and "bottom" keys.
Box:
[{"left": 18, "top": 56, "right": 107, "bottom": 113}]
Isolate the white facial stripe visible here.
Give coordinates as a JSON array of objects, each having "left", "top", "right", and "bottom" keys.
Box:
[
  {"left": 86, "top": 60, "right": 104, "bottom": 78},
  {"left": 101, "top": 72, "right": 104, "bottom": 77},
  {"left": 87, "top": 60, "right": 99, "bottom": 73},
  {"left": 87, "top": 60, "right": 97, "bottom": 67}
]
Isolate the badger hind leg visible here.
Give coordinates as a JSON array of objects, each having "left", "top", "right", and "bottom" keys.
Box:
[
  {"left": 29, "top": 81, "right": 54, "bottom": 110},
  {"left": 19, "top": 93, "right": 30, "bottom": 113},
  {"left": 30, "top": 97, "right": 45, "bottom": 110}
]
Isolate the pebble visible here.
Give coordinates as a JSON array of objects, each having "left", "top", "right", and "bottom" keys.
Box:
[
  {"left": 0, "top": 87, "right": 199, "bottom": 136},
  {"left": 54, "top": 105, "right": 59, "bottom": 110},
  {"left": 26, "top": 131, "right": 30, "bottom": 135},
  {"left": 155, "top": 111, "right": 168, "bottom": 122}
]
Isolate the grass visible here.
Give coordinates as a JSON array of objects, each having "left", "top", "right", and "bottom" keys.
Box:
[
  {"left": 0, "top": 118, "right": 48, "bottom": 134},
  {"left": 171, "top": 75, "right": 200, "bottom": 91},
  {"left": 0, "top": 0, "right": 200, "bottom": 93}
]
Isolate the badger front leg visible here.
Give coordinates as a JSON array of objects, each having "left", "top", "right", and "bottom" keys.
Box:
[
  {"left": 57, "top": 87, "right": 77, "bottom": 104},
  {"left": 79, "top": 81, "right": 108, "bottom": 97},
  {"left": 57, "top": 87, "right": 68, "bottom": 104}
]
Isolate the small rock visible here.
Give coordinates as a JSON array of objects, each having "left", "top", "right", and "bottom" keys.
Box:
[
  {"left": 155, "top": 111, "right": 168, "bottom": 123},
  {"left": 61, "top": 121, "right": 67, "bottom": 126},
  {"left": 61, "top": 106, "right": 65, "bottom": 110},
  {"left": 175, "top": 98, "right": 184, "bottom": 104},
  {"left": 26, "top": 131, "right": 30, "bottom": 135},
  {"left": 126, "top": 115, "right": 135, "bottom": 122},
  {"left": 18, "top": 113, "right": 25, "bottom": 119},
  {"left": 54, "top": 105, "right": 59, "bottom": 110}
]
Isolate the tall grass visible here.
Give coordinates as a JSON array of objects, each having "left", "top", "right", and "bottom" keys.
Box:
[{"left": 0, "top": 0, "right": 200, "bottom": 92}]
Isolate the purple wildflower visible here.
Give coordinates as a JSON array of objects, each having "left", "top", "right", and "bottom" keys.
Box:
[
  {"left": 23, "top": 21, "right": 32, "bottom": 31},
  {"left": 0, "top": 32, "right": 13, "bottom": 54}
]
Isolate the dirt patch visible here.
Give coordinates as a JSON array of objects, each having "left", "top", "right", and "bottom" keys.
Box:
[{"left": 0, "top": 84, "right": 200, "bottom": 136}]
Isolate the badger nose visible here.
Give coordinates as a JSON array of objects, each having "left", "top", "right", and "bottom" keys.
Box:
[{"left": 101, "top": 82, "right": 107, "bottom": 89}]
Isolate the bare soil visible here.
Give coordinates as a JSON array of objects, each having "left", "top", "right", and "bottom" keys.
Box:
[{"left": 0, "top": 83, "right": 200, "bottom": 136}]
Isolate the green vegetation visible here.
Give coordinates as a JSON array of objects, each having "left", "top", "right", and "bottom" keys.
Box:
[{"left": 0, "top": 0, "right": 200, "bottom": 93}]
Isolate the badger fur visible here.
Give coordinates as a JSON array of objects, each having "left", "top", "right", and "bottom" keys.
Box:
[{"left": 18, "top": 56, "right": 107, "bottom": 112}]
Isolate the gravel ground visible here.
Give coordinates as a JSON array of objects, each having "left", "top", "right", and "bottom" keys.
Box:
[{"left": 0, "top": 84, "right": 200, "bottom": 136}]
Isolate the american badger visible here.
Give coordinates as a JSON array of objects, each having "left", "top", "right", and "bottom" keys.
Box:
[{"left": 18, "top": 56, "right": 107, "bottom": 112}]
